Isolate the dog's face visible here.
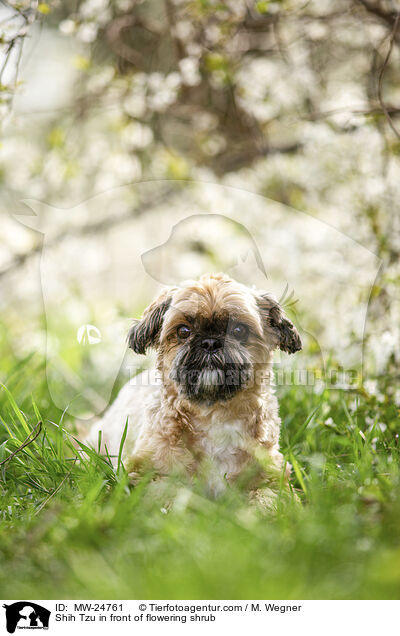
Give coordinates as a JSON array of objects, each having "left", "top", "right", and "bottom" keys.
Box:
[{"left": 128, "top": 273, "right": 301, "bottom": 404}]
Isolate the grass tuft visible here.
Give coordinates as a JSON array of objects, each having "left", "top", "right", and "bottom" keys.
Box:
[{"left": 0, "top": 350, "right": 399, "bottom": 599}]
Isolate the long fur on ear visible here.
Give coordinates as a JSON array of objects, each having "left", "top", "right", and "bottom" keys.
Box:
[
  {"left": 256, "top": 294, "right": 302, "bottom": 354},
  {"left": 128, "top": 290, "right": 173, "bottom": 354}
]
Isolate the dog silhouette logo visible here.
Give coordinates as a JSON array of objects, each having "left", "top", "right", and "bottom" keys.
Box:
[{"left": 3, "top": 602, "right": 50, "bottom": 633}]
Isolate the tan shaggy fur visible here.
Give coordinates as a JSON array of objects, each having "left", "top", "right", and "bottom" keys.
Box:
[{"left": 86, "top": 273, "right": 302, "bottom": 499}]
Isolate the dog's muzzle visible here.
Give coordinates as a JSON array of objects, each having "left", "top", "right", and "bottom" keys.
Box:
[{"left": 170, "top": 342, "right": 252, "bottom": 403}]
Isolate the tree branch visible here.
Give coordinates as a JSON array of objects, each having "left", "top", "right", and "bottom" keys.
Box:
[
  {"left": 357, "top": 0, "right": 399, "bottom": 31},
  {"left": 377, "top": 13, "right": 400, "bottom": 139}
]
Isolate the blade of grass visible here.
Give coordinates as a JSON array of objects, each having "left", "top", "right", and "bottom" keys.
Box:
[
  {"left": 1, "top": 383, "right": 32, "bottom": 437},
  {"left": 117, "top": 420, "right": 128, "bottom": 473},
  {"left": 289, "top": 451, "right": 308, "bottom": 495}
]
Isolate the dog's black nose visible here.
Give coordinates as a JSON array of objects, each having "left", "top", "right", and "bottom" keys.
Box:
[{"left": 201, "top": 337, "right": 222, "bottom": 352}]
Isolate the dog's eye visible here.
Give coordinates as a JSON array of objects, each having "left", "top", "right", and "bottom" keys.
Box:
[
  {"left": 232, "top": 323, "right": 249, "bottom": 341},
  {"left": 177, "top": 324, "right": 191, "bottom": 340}
]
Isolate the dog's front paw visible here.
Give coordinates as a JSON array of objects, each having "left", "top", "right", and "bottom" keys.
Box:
[{"left": 249, "top": 486, "right": 278, "bottom": 511}]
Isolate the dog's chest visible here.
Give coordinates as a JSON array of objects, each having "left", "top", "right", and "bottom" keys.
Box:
[{"left": 192, "top": 415, "right": 252, "bottom": 494}]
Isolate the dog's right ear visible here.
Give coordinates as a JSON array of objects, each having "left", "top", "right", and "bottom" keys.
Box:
[{"left": 128, "top": 289, "right": 174, "bottom": 354}]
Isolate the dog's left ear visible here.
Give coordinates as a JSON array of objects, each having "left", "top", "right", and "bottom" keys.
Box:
[
  {"left": 256, "top": 293, "right": 302, "bottom": 354},
  {"left": 128, "top": 288, "right": 175, "bottom": 354}
]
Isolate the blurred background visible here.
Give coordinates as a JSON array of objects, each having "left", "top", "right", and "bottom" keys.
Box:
[{"left": 0, "top": 0, "right": 399, "bottom": 420}]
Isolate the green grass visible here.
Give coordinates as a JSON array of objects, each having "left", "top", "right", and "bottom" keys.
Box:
[{"left": 0, "top": 346, "right": 399, "bottom": 600}]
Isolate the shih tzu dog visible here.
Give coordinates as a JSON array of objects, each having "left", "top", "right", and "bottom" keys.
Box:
[{"left": 86, "top": 273, "right": 302, "bottom": 499}]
